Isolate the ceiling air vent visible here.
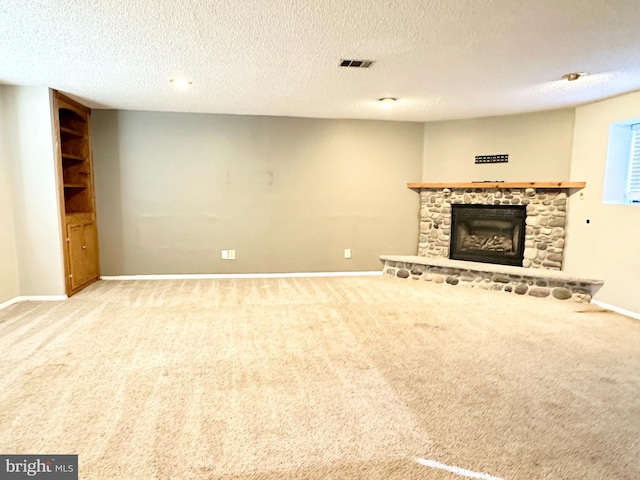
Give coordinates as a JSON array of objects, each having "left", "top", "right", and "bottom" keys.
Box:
[{"left": 340, "top": 59, "right": 374, "bottom": 68}]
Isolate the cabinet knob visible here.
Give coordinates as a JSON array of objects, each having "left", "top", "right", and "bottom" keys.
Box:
[{"left": 82, "top": 245, "right": 87, "bottom": 249}]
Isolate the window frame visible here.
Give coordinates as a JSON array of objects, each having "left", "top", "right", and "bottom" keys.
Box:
[
  {"left": 626, "top": 124, "right": 640, "bottom": 202},
  {"left": 602, "top": 119, "right": 640, "bottom": 205}
]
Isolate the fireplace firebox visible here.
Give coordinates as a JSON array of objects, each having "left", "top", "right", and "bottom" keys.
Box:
[{"left": 450, "top": 204, "right": 526, "bottom": 266}]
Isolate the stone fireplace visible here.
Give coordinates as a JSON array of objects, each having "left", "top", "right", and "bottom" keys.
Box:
[
  {"left": 450, "top": 204, "right": 526, "bottom": 266},
  {"left": 418, "top": 187, "right": 567, "bottom": 270},
  {"left": 380, "top": 182, "right": 603, "bottom": 303}
]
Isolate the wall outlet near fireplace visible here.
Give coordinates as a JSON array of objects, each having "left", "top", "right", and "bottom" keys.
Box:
[
  {"left": 344, "top": 248, "right": 352, "bottom": 259},
  {"left": 228, "top": 250, "right": 236, "bottom": 260}
]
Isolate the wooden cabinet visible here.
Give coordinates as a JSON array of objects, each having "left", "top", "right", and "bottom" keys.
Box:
[
  {"left": 52, "top": 90, "right": 100, "bottom": 296},
  {"left": 67, "top": 221, "right": 99, "bottom": 291}
]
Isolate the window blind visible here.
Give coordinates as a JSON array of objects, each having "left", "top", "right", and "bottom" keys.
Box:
[{"left": 627, "top": 124, "right": 640, "bottom": 202}]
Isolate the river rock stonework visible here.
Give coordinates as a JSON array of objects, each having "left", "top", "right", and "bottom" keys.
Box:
[
  {"left": 418, "top": 187, "right": 567, "bottom": 270},
  {"left": 382, "top": 258, "right": 599, "bottom": 303}
]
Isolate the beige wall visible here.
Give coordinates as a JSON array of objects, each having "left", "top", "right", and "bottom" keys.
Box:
[
  {"left": 0, "top": 88, "right": 20, "bottom": 303},
  {"left": 92, "top": 111, "right": 423, "bottom": 274},
  {"left": 564, "top": 90, "right": 640, "bottom": 314},
  {"left": 1, "top": 84, "right": 635, "bottom": 315},
  {"left": 422, "top": 109, "right": 575, "bottom": 182},
  {"left": 1, "top": 87, "right": 66, "bottom": 296}
]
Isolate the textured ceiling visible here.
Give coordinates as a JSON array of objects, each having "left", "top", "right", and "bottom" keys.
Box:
[{"left": 2, "top": 0, "right": 640, "bottom": 122}]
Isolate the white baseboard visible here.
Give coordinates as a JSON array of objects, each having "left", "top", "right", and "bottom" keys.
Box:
[
  {"left": 0, "top": 295, "right": 68, "bottom": 311},
  {"left": 592, "top": 300, "right": 640, "bottom": 321},
  {"left": 101, "top": 271, "right": 383, "bottom": 281},
  {"left": 0, "top": 297, "right": 22, "bottom": 311}
]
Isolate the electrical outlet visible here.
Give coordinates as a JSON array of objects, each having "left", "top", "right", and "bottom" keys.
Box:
[
  {"left": 344, "top": 248, "right": 351, "bottom": 259},
  {"left": 228, "top": 249, "right": 236, "bottom": 260},
  {"left": 221, "top": 250, "right": 228, "bottom": 260}
]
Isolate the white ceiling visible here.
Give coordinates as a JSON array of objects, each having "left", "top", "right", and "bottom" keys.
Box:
[{"left": 2, "top": 0, "right": 640, "bottom": 122}]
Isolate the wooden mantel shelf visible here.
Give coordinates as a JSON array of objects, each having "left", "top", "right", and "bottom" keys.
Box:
[{"left": 407, "top": 181, "right": 586, "bottom": 190}]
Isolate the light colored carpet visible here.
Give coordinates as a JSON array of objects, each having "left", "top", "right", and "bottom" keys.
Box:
[{"left": 0, "top": 277, "right": 639, "bottom": 479}]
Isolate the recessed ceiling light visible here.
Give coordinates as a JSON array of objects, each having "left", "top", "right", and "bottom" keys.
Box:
[
  {"left": 170, "top": 78, "right": 192, "bottom": 87},
  {"left": 562, "top": 72, "right": 587, "bottom": 82}
]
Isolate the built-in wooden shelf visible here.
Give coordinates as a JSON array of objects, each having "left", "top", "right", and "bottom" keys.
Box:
[
  {"left": 65, "top": 212, "right": 93, "bottom": 222},
  {"left": 407, "top": 181, "right": 586, "bottom": 190},
  {"left": 60, "top": 126, "right": 85, "bottom": 137},
  {"left": 61, "top": 153, "right": 86, "bottom": 162},
  {"left": 54, "top": 90, "right": 100, "bottom": 298}
]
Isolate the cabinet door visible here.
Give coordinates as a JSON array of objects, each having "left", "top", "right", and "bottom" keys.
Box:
[
  {"left": 67, "top": 223, "right": 87, "bottom": 290},
  {"left": 83, "top": 223, "right": 99, "bottom": 282}
]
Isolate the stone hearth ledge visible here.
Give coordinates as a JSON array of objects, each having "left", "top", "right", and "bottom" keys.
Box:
[{"left": 380, "top": 255, "right": 603, "bottom": 302}]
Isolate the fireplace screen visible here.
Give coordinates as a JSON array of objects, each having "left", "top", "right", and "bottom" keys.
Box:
[{"left": 450, "top": 204, "right": 526, "bottom": 266}]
